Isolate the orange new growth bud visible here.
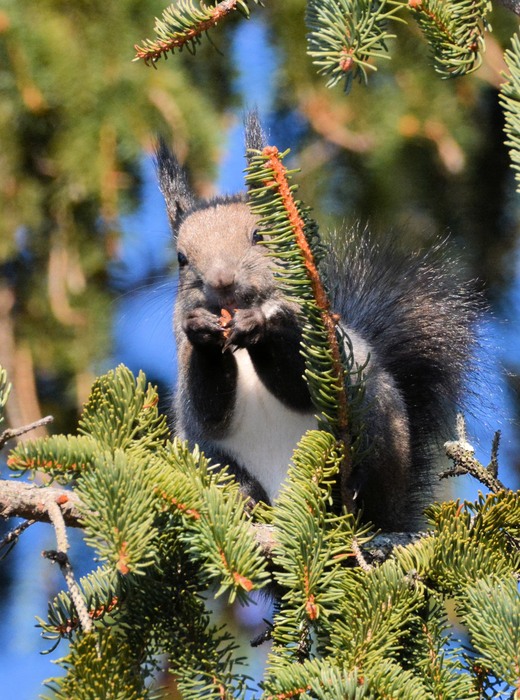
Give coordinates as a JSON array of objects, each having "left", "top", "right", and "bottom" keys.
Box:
[
  {"left": 117, "top": 541, "right": 130, "bottom": 575},
  {"left": 306, "top": 594, "right": 319, "bottom": 620},
  {"left": 339, "top": 49, "right": 354, "bottom": 72},
  {"left": 233, "top": 572, "right": 254, "bottom": 591}
]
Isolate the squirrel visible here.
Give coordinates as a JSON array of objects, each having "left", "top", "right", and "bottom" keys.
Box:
[{"left": 156, "top": 114, "right": 480, "bottom": 531}]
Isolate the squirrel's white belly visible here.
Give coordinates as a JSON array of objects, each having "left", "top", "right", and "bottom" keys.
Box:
[{"left": 214, "top": 348, "right": 317, "bottom": 503}]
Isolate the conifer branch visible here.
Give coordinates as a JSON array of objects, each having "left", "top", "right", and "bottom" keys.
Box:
[
  {"left": 7, "top": 434, "right": 99, "bottom": 482},
  {"left": 351, "top": 536, "right": 373, "bottom": 572},
  {"left": 306, "top": 0, "right": 404, "bottom": 93},
  {"left": 259, "top": 146, "right": 350, "bottom": 438},
  {"left": 441, "top": 441, "right": 507, "bottom": 492},
  {"left": 0, "top": 477, "right": 424, "bottom": 566},
  {"left": 501, "top": 31, "right": 520, "bottom": 193},
  {"left": 134, "top": 0, "right": 258, "bottom": 65},
  {"left": 408, "top": 0, "right": 492, "bottom": 78},
  {"left": 245, "top": 146, "right": 357, "bottom": 508}
]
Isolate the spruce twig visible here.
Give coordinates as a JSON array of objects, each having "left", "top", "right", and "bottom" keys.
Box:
[
  {"left": 0, "top": 478, "right": 427, "bottom": 566},
  {"left": 134, "top": 0, "right": 256, "bottom": 65},
  {"left": 43, "top": 497, "right": 92, "bottom": 634},
  {"left": 408, "top": 0, "right": 492, "bottom": 78},
  {"left": 246, "top": 145, "right": 355, "bottom": 510},
  {"left": 441, "top": 415, "right": 507, "bottom": 493},
  {"left": 500, "top": 31, "right": 520, "bottom": 193},
  {"left": 352, "top": 536, "right": 373, "bottom": 572},
  {"left": 306, "top": 0, "right": 404, "bottom": 93}
]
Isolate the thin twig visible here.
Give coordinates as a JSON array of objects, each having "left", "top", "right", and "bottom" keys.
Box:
[
  {"left": 352, "top": 537, "right": 373, "bottom": 572},
  {"left": 0, "top": 415, "right": 53, "bottom": 449},
  {"left": 442, "top": 417, "right": 507, "bottom": 493},
  {"left": 441, "top": 442, "right": 507, "bottom": 493},
  {"left": 134, "top": 0, "right": 242, "bottom": 64},
  {"left": 489, "top": 430, "right": 501, "bottom": 479},
  {"left": 44, "top": 497, "right": 92, "bottom": 634},
  {"left": 0, "top": 518, "right": 35, "bottom": 559},
  {"left": 439, "top": 414, "right": 506, "bottom": 493}
]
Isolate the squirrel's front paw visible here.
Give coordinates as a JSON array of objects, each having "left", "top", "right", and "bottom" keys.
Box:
[
  {"left": 183, "top": 309, "right": 224, "bottom": 347},
  {"left": 225, "top": 307, "right": 266, "bottom": 348}
]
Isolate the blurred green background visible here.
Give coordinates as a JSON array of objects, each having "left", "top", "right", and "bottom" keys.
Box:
[{"left": 0, "top": 1, "right": 519, "bottom": 697}]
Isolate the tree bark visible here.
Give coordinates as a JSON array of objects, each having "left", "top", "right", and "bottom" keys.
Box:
[{"left": 0, "top": 479, "right": 82, "bottom": 527}]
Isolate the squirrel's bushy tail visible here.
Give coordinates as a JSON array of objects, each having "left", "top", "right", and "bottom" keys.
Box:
[{"left": 325, "top": 228, "right": 482, "bottom": 519}]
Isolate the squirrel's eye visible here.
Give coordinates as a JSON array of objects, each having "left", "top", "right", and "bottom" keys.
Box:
[
  {"left": 252, "top": 229, "right": 263, "bottom": 244},
  {"left": 177, "top": 251, "right": 188, "bottom": 267}
]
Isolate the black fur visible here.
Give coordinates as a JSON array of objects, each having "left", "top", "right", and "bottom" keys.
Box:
[{"left": 323, "top": 231, "right": 480, "bottom": 524}]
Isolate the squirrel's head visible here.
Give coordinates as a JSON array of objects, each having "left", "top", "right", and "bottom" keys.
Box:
[{"left": 156, "top": 114, "right": 275, "bottom": 311}]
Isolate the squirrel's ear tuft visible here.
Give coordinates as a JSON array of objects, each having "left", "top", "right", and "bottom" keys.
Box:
[
  {"left": 244, "top": 110, "right": 266, "bottom": 158},
  {"left": 155, "top": 139, "right": 195, "bottom": 232}
]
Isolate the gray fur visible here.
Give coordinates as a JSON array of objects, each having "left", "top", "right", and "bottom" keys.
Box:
[
  {"left": 244, "top": 109, "right": 266, "bottom": 155},
  {"left": 158, "top": 126, "right": 480, "bottom": 530}
]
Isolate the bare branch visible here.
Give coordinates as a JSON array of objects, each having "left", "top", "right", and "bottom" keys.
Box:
[
  {"left": 0, "top": 415, "right": 54, "bottom": 449},
  {"left": 0, "top": 518, "right": 35, "bottom": 559},
  {"left": 0, "top": 479, "right": 425, "bottom": 567},
  {"left": 352, "top": 537, "right": 373, "bottom": 572},
  {"left": 250, "top": 521, "right": 424, "bottom": 565},
  {"left": 442, "top": 416, "right": 507, "bottom": 493},
  {"left": 441, "top": 440, "right": 507, "bottom": 492},
  {"left": 44, "top": 497, "right": 92, "bottom": 633},
  {"left": 441, "top": 414, "right": 507, "bottom": 492},
  {"left": 0, "top": 479, "right": 83, "bottom": 527}
]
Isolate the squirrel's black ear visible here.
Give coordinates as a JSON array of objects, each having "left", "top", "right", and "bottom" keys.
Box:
[
  {"left": 155, "top": 139, "right": 195, "bottom": 232},
  {"left": 244, "top": 110, "right": 266, "bottom": 160}
]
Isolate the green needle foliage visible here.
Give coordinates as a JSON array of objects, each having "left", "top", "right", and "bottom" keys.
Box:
[
  {"left": 408, "top": 0, "right": 492, "bottom": 78},
  {"left": 245, "top": 146, "right": 366, "bottom": 451},
  {"left": 153, "top": 441, "right": 271, "bottom": 603},
  {"left": 8, "top": 434, "right": 99, "bottom": 483},
  {"left": 306, "top": 0, "right": 405, "bottom": 92},
  {"left": 78, "top": 368, "right": 170, "bottom": 453},
  {"left": 268, "top": 431, "right": 362, "bottom": 653},
  {"left": 4, "top": 147, "right": 520, "bottom": 697},
  {"left": 134, "top": 1, "right": 520, "bottom": 210},
  {"left": 43, "top": 630, "right": 153, "bottom": 700},
  {"left": 134, "top": 0, "right": 261, "bottom": 63},
  {"left": 137, "top": 1, "right": 493, "bottom": 87},
  {"left": 7, "top": 365, "right": 270, "bottom": 696},
  {"left": 464, "top": 576, "right": 520, "bottom": 690},
  {"left": 245, "top": 148, "right": 346, "bottom": 433}
]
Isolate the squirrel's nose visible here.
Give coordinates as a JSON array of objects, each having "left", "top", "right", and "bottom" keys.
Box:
[{"left": 206, "top": 264, "right": 235, "bottom": 292}]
